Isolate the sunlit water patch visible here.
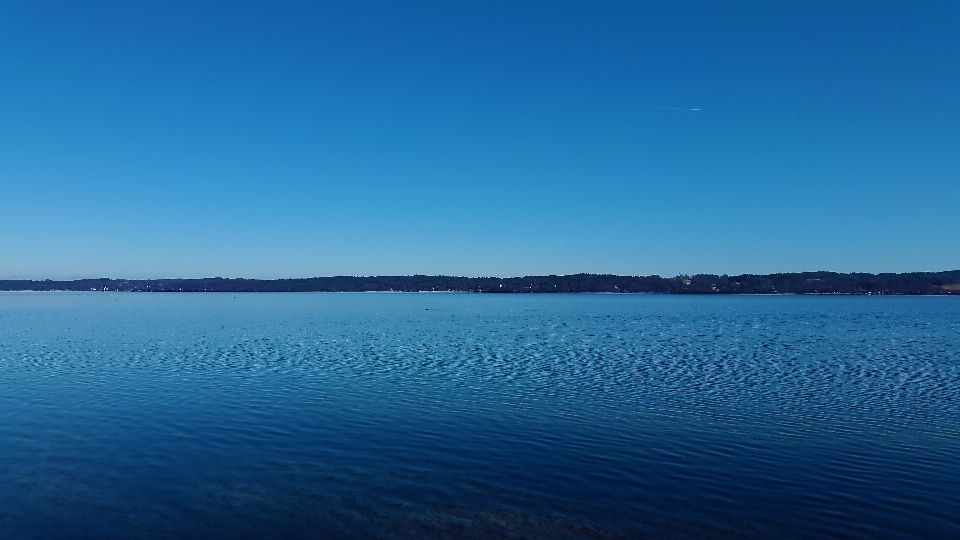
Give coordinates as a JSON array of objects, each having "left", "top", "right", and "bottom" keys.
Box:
[{"left": 1, "top": 293, "right": 958, "bottom": 539}]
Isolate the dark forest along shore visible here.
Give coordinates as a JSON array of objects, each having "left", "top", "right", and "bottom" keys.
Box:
[
  {"left": 3, "top": 269, "right": 960, "bottom": 294},
  {"left": 1, "top": 293, "right": 957, "bottom": 539}
]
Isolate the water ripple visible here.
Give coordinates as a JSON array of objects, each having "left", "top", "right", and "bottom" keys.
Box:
[{"left": 0, "top": 293, "right": 958, "bottom": 539}]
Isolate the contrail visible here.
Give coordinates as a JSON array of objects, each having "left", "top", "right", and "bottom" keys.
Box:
[
  {"left": 587, "top": 102, "right": 703, "bottom": 112},
  {"left": 629, "top": 105, "right": 701, "bottom": 111}
]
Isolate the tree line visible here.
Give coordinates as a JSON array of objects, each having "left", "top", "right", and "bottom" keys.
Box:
[{"left": 2, "top": 271, "right": 959, "bottom": 294}]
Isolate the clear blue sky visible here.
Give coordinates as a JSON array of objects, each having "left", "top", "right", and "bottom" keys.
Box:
[{"left": 2, "top": 1, "right": 958, "bottom": 279}]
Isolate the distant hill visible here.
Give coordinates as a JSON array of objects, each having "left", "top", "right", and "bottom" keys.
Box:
[{"left": 2, "top": 271, "right": 959, "bottom": 294}]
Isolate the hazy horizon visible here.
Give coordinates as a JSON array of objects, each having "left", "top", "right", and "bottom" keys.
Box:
[{"left": 4, "top": 269, "right": 960, "bottom": 284}]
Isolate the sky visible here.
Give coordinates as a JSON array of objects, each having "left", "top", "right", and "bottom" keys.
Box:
[{"left": 1, "top": 1, "right": 958, "bottom": 279}]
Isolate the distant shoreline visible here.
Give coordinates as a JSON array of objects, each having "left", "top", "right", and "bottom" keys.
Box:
[{"left": 2, "top": 271, "right": 958, "bottom": 295}]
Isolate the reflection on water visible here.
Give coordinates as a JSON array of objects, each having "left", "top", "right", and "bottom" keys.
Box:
[{"left": 1, "top": 293, "right": 958, "bottom": 539}]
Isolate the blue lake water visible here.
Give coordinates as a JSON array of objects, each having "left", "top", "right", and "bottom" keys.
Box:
[{"left": 1, "top": 292, "right": 958, "bottom": 539}]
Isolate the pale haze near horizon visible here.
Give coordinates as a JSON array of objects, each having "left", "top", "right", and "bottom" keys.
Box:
[{"left": 1, "top": 1, "right": 958, "bottom": 280}]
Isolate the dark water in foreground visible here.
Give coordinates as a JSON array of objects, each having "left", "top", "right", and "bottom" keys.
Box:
[{"left": 1, "top": 293, "right": 957, "bottom": 539}]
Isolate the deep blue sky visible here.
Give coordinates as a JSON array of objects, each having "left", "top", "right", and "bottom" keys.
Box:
[{"left": 2, "top": 1, "right": 958, "bottom": 279}]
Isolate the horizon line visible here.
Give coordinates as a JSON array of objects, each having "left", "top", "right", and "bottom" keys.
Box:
[{"left": 3, "top": 269, "right": 960, "bottom": 282}]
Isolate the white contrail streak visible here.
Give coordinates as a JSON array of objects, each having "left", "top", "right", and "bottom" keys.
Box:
[
  {"left": 628, "top": 105, "right": 701, "bottom": 111},
  {"left": 589, "top": 102, "right": 703, "bottom": 112}
]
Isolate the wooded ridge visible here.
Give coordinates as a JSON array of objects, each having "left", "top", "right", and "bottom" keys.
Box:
[{"left": 3, "top": 271, "right": 960, "bottom": 294}]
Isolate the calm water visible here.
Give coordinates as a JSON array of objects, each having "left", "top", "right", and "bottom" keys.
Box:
[{"left": 1, "top": 293, "right": 958, "bottom": 539}]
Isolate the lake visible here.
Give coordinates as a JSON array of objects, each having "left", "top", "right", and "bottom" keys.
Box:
[{"left": 1, "top": 293, "right": 957, "bottom": 539}]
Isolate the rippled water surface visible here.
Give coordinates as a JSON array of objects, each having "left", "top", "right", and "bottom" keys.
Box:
[{"left": 1, "top": 293, "right": 958, "bottom": 539}]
